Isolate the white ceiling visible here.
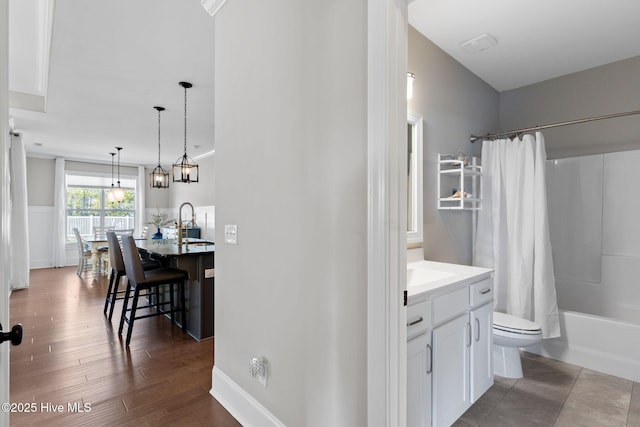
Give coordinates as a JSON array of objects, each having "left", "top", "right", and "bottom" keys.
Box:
[
  {"left": 9, "top": 1, "right": 640, "bottom": 166},
  {"left": 409, "top": 0, "right": 640, "bottom": 92},
  {"left": 9, "top": 0, "right": 215, "bottom": 167}
]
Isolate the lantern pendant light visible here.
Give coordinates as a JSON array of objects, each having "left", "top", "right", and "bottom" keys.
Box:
[
  {"left": 150, "top": 106, "right": 169, "bottom": 188},
  {"left": 107, "top": 152, "right": 117, "bottom": 202},
  {"left": 110, "top": 146, "right": 125, "bottom": 202},
  {"left": 172, "top": 81, "right": 199, "bottom": 183}
]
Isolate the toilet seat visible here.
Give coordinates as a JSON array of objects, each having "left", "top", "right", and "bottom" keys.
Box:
[{"left": 493, "top": 311, "right": 542, "bottom": 336}]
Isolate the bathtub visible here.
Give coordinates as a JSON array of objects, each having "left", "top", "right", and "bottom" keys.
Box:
[{"left": 527, "top": 310, "right": 640, "bottom": 382}]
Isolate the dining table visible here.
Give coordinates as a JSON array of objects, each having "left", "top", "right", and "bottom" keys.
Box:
[{"left": 85, "top": 235, "right": 146, "bottom": 275}]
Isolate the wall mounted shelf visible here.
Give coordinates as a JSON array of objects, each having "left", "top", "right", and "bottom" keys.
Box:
[{"left": 437, "top": 154, "right": 482, "bottom": 210}]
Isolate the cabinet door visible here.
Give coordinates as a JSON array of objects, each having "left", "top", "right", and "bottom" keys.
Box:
[
  {"left": 432, "top": 314, "right": 470, "bottom": 427},
  {"left": 407, "top": 332, "right": 431, "bottom": 427},
  {"left": 470, "top": 302, "right": 493, "bottom": 402}
]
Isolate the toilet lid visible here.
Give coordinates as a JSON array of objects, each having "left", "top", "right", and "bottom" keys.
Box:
[{"left": 493, "top": 311, "right": 542, "bottom": 335}]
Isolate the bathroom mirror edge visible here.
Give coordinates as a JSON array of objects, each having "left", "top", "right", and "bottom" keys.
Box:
[{"left": 407, "top": 110, "right": 424, "bottom": 247}]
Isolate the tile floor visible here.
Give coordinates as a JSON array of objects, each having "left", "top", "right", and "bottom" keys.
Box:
[{"left": 454, "top": 352, "right": 640, "bottom": 427}]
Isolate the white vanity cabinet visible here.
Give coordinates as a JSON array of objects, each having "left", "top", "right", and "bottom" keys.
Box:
[
  {"left": 406, "top": 263, "right": 493, "bottom": 427},
  {"left": 407, "top": 299, "right": 432, "bottom": 427},
  {"left": 407, "top": 332, "right": 431, "bottom": 427},
  {"left": 469, "top": 278, "right": 494, "bottom": 402},
  {"left": 432, "top": 312, "right": 470, "bottom": 426}
]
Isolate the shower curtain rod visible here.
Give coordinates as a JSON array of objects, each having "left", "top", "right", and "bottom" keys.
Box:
[{"left": 469, "top": 108, "right": 640, "bottom": 143}]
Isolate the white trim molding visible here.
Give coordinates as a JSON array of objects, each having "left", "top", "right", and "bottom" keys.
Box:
[
  {"left": 201, "top": 0, "right": 229, "bottom": 17},
  {"left": 210, "top": 367, "right": 285, "bottom": 427},
  {"left": 368, "top": 0, "right": 408, "bottom": 426},
  {"left": 407, "top": 110, "right": 423, "bottom": 246}
]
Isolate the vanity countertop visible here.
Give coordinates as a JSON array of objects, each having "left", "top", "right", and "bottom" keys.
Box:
[{"left": 407, "top": 259, "right": 492, "bottom": 297}]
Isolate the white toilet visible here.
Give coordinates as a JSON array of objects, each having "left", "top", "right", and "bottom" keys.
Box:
[{"left": 492, "top": 311, "right": 543, "bottom": 378}]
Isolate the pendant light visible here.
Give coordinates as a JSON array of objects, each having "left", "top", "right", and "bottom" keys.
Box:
[
  {"left": 110, "top": 147, "right": 125, "bottom": 202},
  {"left": 107, "top": 152, "right": 116, "bottom": 202},
  {"left": 172, "top": 81, "right": 199, "bottom": 183},
  {"left": 150, "top": 106, "right": 170, "bottom": 188}
]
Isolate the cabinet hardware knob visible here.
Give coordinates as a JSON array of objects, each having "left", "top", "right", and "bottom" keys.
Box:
[{"left": 480, "top": 288, "right": 491, "bottom": 295}]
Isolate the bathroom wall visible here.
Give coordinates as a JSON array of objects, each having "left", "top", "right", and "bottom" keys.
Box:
[
  {"left": 408, "top": 26, "right": 499, "bottom": 264},
  {"left": 500, "top": 55, "right": 640, "bottom": 159}
]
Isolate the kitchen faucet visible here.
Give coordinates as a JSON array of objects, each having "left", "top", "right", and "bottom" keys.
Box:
[{"left": 178, "top": 202, "right": 195, "bottom": 246}]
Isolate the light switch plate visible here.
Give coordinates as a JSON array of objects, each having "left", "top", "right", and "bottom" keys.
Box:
[{"left": 224, "top": 224, "right": 238, "bottom": 244}]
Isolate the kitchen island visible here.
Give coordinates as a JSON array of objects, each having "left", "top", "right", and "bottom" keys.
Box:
[{"left": 137, "top": 238, "right": 215, "bottom": 341}]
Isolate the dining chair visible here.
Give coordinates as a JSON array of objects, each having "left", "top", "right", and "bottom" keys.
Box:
[
  {"left": 118, "top": 236, "right": 188, "bottom": 346},
  {"left": 93, "top": 226, "right": 113, "bottom": 274},
  {"left": 113, "top": 228, "right": 134, "bottom": 236},
  {"left": 73, "top": 228, "right": 92, "bottom": 276},
  {"left": 103, "top": 232, "right": 161, "bottom": 321},
  {"left": 93, "top": 226, "right": 114, "bottom": 239}
]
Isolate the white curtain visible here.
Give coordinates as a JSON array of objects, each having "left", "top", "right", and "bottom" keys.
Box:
[
  {"left": 52, "top": 158, "right": 66, "bottom": 267},
  {"left": 9, "top": 135, "right": 29, "bottom": 289},
  {"left": 136, "top": 166, "right": 146, "bottom": 234},
  {"left": 474, "top": 132, "right": 560, "bottom": 338}
]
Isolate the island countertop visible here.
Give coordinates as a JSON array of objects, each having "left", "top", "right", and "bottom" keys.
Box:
[{"left": 136, "top": 238, "right": 215, "bottom": 257}]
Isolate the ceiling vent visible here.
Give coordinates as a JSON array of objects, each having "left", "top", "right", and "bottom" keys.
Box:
[{"left": 460, "top": 33, "right": 497, "bottom": 54}]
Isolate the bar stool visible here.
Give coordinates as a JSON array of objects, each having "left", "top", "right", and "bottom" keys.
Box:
[
  {"left": 103, "top": 231, "right": 161, "bottom": 321},
  {"left": 118, "top": 236, "right": 188, "bottom": 346}
]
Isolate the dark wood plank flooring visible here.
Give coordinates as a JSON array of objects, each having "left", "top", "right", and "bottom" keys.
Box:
[{"left": 9, "top": 267, "right": 240, "bottom": 426}]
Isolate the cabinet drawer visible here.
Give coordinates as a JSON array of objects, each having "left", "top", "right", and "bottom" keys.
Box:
[
  {"left": 432, "top": 287, "right": 468, "bottom": 325},
  {"left": 407, "top": 300, "right": 430, "bottom": 337},
  {"left": 470, "top": 278, "right": 493, "bottom": 307}
]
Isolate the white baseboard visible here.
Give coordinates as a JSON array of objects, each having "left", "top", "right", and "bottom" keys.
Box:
[
  {"left": 210, "top": 367, "right": 284, "bottom": 427},
  {"left": 29, "top": 258, "right": 52, "bottom": 269}
]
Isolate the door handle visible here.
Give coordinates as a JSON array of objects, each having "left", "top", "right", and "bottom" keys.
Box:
[{"left": 0, "top": 323, "right": 23, "bottom": 346}]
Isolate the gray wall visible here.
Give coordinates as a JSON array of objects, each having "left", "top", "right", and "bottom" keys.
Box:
[
  {"left": 213, "top": 0, "right": 367, "bottom": 425},
  {"left": 500, "top": 55, "right": 640, "bottom": 159},
  {"left": 408, "top": 26, "right": 499, "bottom": 264},
  {"left": 25, "top": 156, "right": 213, "bottom": 210},
  {"left": 168, "top": 154, "right": 214, "bottom": 207},
  {"left": 26, "top": 157, "right": 55, "bottom": 206}
]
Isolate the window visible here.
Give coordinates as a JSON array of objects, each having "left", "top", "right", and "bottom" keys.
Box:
[{"left": 66, "top": 174, "right": 136, "bottom": 242}]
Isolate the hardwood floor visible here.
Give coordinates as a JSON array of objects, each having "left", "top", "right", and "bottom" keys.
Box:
[{"left": 9, "top": 267, "right": 240, "bottom": 426}]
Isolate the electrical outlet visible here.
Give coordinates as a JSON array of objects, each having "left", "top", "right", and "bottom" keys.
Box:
[{"left": 249, "top": 356, "right": 268, "bottom": 387}]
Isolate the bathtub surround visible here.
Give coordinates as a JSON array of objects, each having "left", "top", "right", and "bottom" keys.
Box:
[
  {"left": 530, "top": 149, "right": 640, "bottom": 382},
  {"left": 546, "top": 150, "right": 640, "bottom": 325},
  {"left": 475, "top": 133, "right": 560, "bottom": 338}
]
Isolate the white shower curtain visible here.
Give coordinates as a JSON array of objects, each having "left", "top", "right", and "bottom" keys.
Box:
[{"left": 474, "top": 132, "right": 560, "bottom": 338}]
